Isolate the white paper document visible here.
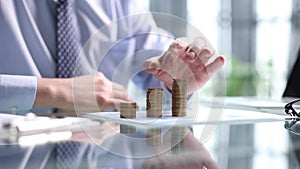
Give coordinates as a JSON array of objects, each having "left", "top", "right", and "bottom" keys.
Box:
[
  {"left": 199, "top": 97, "right": 299, "bottom": 114},
  {"left": 0, "top": 113, "right": 98, "bottom": 134},
  {"left": 0, "top": 113, "right": 99, "bottom": 146}
]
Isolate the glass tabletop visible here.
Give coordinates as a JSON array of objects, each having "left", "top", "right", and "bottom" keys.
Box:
[{"left": 0, "top": 115, "right": 300, "bottom": 169}]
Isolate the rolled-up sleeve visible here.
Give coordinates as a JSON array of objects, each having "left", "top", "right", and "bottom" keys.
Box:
[{"left": 0, "top": 75, "right": 37, "bottom": 113}]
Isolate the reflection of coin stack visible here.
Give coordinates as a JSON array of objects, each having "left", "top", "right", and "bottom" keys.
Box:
[
  {"left": 172, "top": 79, "right": 187, "bottom": 117},
  {"left": 120, "top": 102, "right": 137, "bottom": 119},
  {"left": 146, "top": 128, "right": 162, "bottom": 146},
  {"left": 146, "top": 88, "right": 163, "bottom": 118},
  {"left": 120, "top": 124, "right": 136, "bottom": 134},
  {"left": 171, "top": 127, "right": 186, "bottom": 154}
]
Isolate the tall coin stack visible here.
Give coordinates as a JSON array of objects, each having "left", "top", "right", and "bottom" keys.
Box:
[
  {"left": 120, "top": 102, "right": 137, "bottom": 119},
  {"left": 146, "top": 128, "right": 162, "bottom": 146},
  {"left": 171, "top": 127, "right": 186, "bottom": 154},
  {"left": 146, "top": 88, "right": 163, "bottom": 118},
  {"left": 172, "top": 79, "right": 187, "bottom": 116}
]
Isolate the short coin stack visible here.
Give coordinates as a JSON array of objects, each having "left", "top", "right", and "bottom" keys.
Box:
[
  {"left": 120, "top": 124, "right": 136, "bottom": 134},
  {"left": 120, "top": 102, "right": 137, "bottom": 119},
  {"left": 172, "top": 79, "right": 187, "bottom": 116},
  {"left": 146, "top": 88, "right": 163, "bottom": 118}
]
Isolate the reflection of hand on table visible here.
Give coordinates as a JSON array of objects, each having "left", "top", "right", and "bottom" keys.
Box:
[
  {"left": 142, "top": 151, "right": 219, "bottom": 169},
  {"left": 142, "top": 128, "right": 219, "bottom": 169},
  {"left": 144, "top": 36, "right": 225, "bottom": 95},
  {"left": 71, "top": 121, "right": 119, "bottom": 144}
]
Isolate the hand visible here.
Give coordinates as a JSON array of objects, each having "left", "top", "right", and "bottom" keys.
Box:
[
  {"left": 33, "top": 72, "right": 132, "bottom": 113},
  {"left": 144, "top": 36, "right": 225, "bottom": 95},
  {"left": 142, "top": 128, "right": 219, "bottom": 169},
  {"left": 71, "top": 121, "right": 119, "bottom": 144},
  {"left": 142, "top": 152, "right": 219, "bottom": 169}
]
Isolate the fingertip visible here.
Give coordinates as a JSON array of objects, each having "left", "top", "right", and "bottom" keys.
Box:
[
  {"left": 144, "top": 68, "right": 159, "bottom": 75},
  {"left": 206, "top": 56, "right": 225, "bottom": 76},
  {"left": 143, "top": 57, "right": 162, "bottom": 72},
  {"left": 187, "top": 51, "right": 197, "bottom": 59},
  {"left": 215, "top": 55, "right": 225, "bottom": 67},
  {"left": 143, "top": 60, "right": 150, "bottom": 69},
  {"left": 114, "top": 101, "right": 121, "bottom": 111}
]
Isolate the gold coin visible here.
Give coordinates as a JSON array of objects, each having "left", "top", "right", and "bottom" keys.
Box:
[
  {"left": 146, "top": 113, "right": 162, "bottom": 118},
  {"left": 120, "top": 102, "right": 136, "bottom": 106},
  {"left": 146, "top": 128, "right": 162, "bottom": 146},
  {"left": 120, "top": 125, "right": 136, "bottom": 134},
  {"left": 147, "top": 88, "right": 163, "bottom": 91}
]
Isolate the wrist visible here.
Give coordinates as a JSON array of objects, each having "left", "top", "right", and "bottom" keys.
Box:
[{"left": 33, "top": 78, "right": 73, "bottom": 110}]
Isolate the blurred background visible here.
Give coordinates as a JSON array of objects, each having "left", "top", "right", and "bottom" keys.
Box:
[
  {"left": 145, "top": 0, "right": 300, "bottom": 99},
  {"left": 143, "top": 0, "right": 300, "bottom": 169}
]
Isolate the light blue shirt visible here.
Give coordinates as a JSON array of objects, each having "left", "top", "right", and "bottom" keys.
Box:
[{"left": 0, "top": 0, "right": 173, "bottom": 114}]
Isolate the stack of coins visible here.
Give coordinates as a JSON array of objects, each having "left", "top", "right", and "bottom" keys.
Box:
[
  {"left": 146, "top": 88, "right": 163, "bottom": 118},
  {"left": 146, "top": 128, "right": 162, "bottom": 146},
  {"left": 171, "top": 127, "right": 186, "bottom": 154},
  {"left": 120, "top": 124, "right": 136, "bottom": 134},
  {"left": 120, "top": 102, "right": 137, "bottom": 118},
  {"left": 172, "top": 79, "right": 187, "bottom": 116}
]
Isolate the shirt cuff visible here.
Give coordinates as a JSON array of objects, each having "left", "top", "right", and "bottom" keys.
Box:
[{"left": 0, "top": 75, "right": 37, "bottom": 113}]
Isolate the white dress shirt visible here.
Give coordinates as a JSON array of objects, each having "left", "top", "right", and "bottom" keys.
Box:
[{"left": 0, "top": 0, "right": 173, "bottom": 114}]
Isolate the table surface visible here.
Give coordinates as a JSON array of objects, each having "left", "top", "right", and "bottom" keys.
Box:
[{"left": 0, "top": 109, "right": 300, "bottom": 169}]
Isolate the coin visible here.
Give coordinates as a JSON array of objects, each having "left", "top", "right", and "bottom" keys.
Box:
[
  {"left": 120, "top": 102, "right": 137, "bottom": 118},
  {"left": 172, "top": 79, "right": 188, "bottom": 117},
  {"left": 120, "top": 124, "right": 136, "bottom": 134},
  {"left": 171, "top": 127, "right": 186, "bottom": 154},
  {"left": 146, "top": 128, "right": 162, "bottom": 146},
  {"left": 146, "top": 112, "right": 162, "bottom": 118}
]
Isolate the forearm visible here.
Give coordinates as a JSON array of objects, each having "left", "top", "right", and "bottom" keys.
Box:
[
  {"left": 33, "top": 78, "right": 73, "bottom": 110},
  {"left": 34, "top": 73, "right": 133, "bottom": 112}
]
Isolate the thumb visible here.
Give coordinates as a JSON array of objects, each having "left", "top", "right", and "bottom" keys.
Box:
[{"left": 143, "top": 55, "right": 162, "bottom": 73}]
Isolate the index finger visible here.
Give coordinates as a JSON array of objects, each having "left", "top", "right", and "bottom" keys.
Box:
[{"left": 187, "top": 37, "right": 215, "bottom": 64}]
